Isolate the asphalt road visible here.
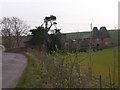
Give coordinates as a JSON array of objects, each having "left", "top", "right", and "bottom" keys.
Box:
[{"left": 2, "top": 52, "right": 27, "bottom": 88}]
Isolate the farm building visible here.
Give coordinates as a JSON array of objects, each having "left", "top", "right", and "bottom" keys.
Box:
[
  {"left": 99, "top": 27, "right": 111, "bottom": 47},
  {"left": 80, "top": 26, "right": 112, "bottom": 51},
  {"left": 67, "top": 26, "right": 112, "bottom": 52}
]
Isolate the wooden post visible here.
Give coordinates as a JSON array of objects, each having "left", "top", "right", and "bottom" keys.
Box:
[
  {"left": 99, "top": 75, "right": 103, "bottom": 89},
  {"left": 108, "top": 65, "right": 112, "bottom": 88}
]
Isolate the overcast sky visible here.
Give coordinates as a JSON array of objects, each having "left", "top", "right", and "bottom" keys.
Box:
[{"left": 0, "top": 0, "right": 119, "bottom": 33}]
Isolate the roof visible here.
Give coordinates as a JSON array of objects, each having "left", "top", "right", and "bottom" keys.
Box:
[
  {"left": 91, "top": 27, "right": 99, "bottom": 38},
  {"left": 99, "top": 27, "right": 110, "bottom": 38},
  {"left": 80, "top": 34, "right": 91, "bottom": 39}
]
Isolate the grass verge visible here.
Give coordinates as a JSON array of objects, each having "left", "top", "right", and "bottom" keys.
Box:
[{"left": 16, "top": 52, "right": 45, "bottom": 88}]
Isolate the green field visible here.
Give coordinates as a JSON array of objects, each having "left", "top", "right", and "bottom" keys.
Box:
[
  {"left": 66, "top": 31, "right": 90, "bottom": 39},
  {"left": 17, "top": 47, "right": 119, "bottom": 88},
  {"left": 108, "top": 30, "right": 119, "bottom": 42},
  {"left": 64, "top": 30, "right": 119, "bottom": 87},
  {"left": 52, "top": 47, "right": 119, "bottom": 87},
  {"left": 66, "top": 29, "right": 120, "bottom": 42},
  {"left": 78, "top": 47, "right": 119, "bottom": 87}
]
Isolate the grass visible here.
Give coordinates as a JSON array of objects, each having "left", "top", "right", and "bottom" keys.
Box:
[
  {"left": 108, "top": 30, "right": 119, "bottom": 42},
  {"left": 16, "top": 47, "right": 119, "bottom": 88},
  {"left": 16, "top": 52, "right": 45, "bottom": 88},
  {"left": 16, "top": 50, "right": 98, "bottom": 88},
  {"left": 66, "top": 29, "right": 120, "bottom": 42},
  {"left": 65, "top": 29, "right": 119, "bottom": 87},
  {"left": 51, "top": 47, "right": 119, "bottom": 87},
  {"left": 79, "top": 47, "right": 119, "bottom": 87},
  {"left": 66, "top": 31, "right": 90, "bottom": 39}
]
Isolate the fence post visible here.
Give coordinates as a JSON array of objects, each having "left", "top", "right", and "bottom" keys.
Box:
[
  {"left": 108, "top": 65, "right": 112, "bottom": 88},
  {"left": 99, "top": 75, "right": 103, "bottom": 89}
]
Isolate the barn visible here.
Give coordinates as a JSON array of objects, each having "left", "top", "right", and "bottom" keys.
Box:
[{"left": 79, "top": 26, "right": 112, "bottom": 51}]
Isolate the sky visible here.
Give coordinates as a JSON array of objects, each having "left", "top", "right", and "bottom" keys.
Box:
[
  {"left": 0, "top": 0, "right": 119, "bottom": 33},
  {"left": 118, "top": 1, "right": 120, "bottom": 29}
]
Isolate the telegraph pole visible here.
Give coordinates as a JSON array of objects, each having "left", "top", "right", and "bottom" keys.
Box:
[
  {"left": 88, "top": 23, "right": 93, "bottom": 79},
  {"left": 113, "top": 26, "right": 117, "bottom": 88},
  {"left": 90, "top": 23, "right": 92, "bottom": 31},
  {"left": 90, "top": 23, "right": 92, "bottom": 50}
]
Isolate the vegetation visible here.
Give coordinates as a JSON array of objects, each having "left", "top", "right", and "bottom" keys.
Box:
[
  {"left": 16, "top": 51, "right": 98, "bottom": 88},
  {"left": 66, "top": 29, "right": 120, "bottom": 42},
  {"left": 26, "top": 15, "right": 62, "bottom": 53},
  {"left": 17, "top": 47, "right": 118, "bottom": 88},
  {"left": 66, "top": 31, "right": 90, "bottom": 39},
  {"left": 108, "top": 30, "right": 119, "bottom": 43},
  {"left": 27, "top": 26, "right": 47, "bottom": 51},
  {"left": 1, "top": 15, "right": 118, "bottom": 88},
  {"left": 16, "top": 52, "right": 45, "bottom": 88},
  {"left": 79, "top": 47, "right": 118, "bottom": 87},
  {"left": 0, "top": 17, "right": 30, "bottom": 49}
]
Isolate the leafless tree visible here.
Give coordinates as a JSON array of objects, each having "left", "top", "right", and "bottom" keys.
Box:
[
  {"left": 10, "top": 17, "right": 30, "bottom": 47},
  {"left": 0, "top": 17, "right": 12, "bottom": 36},
  {"left": 0, "top": 17, "right": 30, "bottom": 48},
  {"left": 0, "top": 17, "right": 13, "bottom": 48}
]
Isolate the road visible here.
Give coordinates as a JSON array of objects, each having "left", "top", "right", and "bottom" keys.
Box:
[{"left": 2, "top": 52, "right": 27, "bottom": 88}]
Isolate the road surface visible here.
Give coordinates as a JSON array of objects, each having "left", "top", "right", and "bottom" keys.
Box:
[{"left": 2, "top": 52, "right": 27, "bottom": 88}]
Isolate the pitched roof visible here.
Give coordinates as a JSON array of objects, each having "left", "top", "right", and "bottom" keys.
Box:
[
  {"left": 91, "top": 27, "right": 99, "bottom": 38},
  {"left": 99, "top": 27, "right": 110, "bottom": 38},
  {"left": 81, "top": 34, "right": 91, "bottom": 39}
]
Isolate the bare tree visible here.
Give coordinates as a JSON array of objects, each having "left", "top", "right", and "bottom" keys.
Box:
[
  {"left": 0, "top": 17, "right": 13, "bottom": 48},
  {"left": 11, "top": 17, "right": 30, "bottom": 47},
  {"left": 0, "top": 17, "right": 12, "bottom": 36},
  {"left": 0, "top": 17, "right": 30, "bottom": 48}
]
